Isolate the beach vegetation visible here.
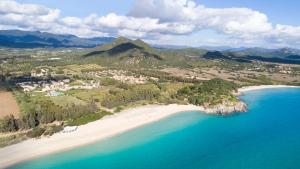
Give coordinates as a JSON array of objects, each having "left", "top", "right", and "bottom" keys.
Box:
[
  {"left": 67, "top": 111, "right": 112, "bottom": 126},
  {"left": 0, "top": 133, "right": 27, "bottom": 148},
  {"left": 44, "top": 125, "right": 63, "bottom": 136},
  {"left": 26, "top": 127, "right": 46, "bottom": 138}
]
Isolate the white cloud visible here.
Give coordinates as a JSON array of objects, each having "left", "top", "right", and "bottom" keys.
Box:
[
  {"left": 82, "top": 13, "right": 195, "bottom": 37},
  {"left": 129, "top": 0, "right": 273, "bottom": 37},
  {"left": 273, "top": 24, "right": 300, "bottom": 39},
  {"left": 0, "top": 0, "right": 60, "bottom": 32},
  {"left": 0, "top": 0, "right": 51, "bottom": 15},
  {"left": 60, "top": 17, "right": 82, "bottom": 27},
  {"left": 118, "top": 29, "right": 146, "bottom": 38},
  {"left": 0, "top": 0, "right": 300, "bottom": 47},
  {"left": 129, "top": 0, "right": 300, "bottom": 47},
  {"left": 129, "top": 0, "right": 200, "bottom": 22}
]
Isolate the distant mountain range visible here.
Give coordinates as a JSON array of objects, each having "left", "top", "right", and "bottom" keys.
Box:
[
  {"left": 1, "top": 29, "right": 300, "bottom": 64},
  {"left": 83, "top": 37, "right": 300, "bottom": 65},
  {"left": 224, "top": 47, "right": 300, "bottom": 58},
  {"left": 203, "top": 48, "right": 300, "bottom": 64},
  {"left": 0, "top": 30, "right": 115, "bottom": 48},
  {"left": 152, "top": 44, "right": 191, "bottom": 49},
  {"left": 198, "top": 46, "right": 236, "bottom": 51}
]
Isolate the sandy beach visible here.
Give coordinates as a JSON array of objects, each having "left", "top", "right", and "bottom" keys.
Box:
[
  {"left": 0, "top": 104, "right": 205, "bottom": 168},
  {"left": 238, "top": 85, "right": 300, "bottom": 93}
]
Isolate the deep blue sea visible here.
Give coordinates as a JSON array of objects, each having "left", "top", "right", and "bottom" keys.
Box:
[{"left": 8, "top": 88, "right": 300, "bottom": 169}]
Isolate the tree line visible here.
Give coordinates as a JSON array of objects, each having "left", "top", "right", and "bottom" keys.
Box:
[
  {"left": 101, "top": 85, "right": 160, "bottom": 109},
  {"left": 0, "top": 96, "right": 98, "bottom": 132}
]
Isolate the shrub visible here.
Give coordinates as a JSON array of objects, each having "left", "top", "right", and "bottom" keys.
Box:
[
  {"left": 67, "top": 111, "right": 111, "bottom": 126},
  {"left": 115, "top": 107, "right": 123, "bottom": 113},
  {"left": 44, "top": 125, "right": 63, "bottom": 136},
  {"left": 0, "top": 115, "right": 18, "bottom": 132},
  {"left": 26, "top": 127, "right": 46, "bottom": 138}
]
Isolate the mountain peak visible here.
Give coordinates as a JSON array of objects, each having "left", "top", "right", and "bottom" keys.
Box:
[
  {"left": 113, "top": 37, "right": 130, "bottom": 44},
  {"left": 84, "top": 37, "right": 162, "bottom": 60}
]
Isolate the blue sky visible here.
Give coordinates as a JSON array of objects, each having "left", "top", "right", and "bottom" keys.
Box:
[
  {"left": 19, "top": 0, "right": 134, "bottom": 16},
  {"left": 2, "top": 0, "right": 300, "bottom": 48},
  {"left": 19, "top": 0, "right": 300, "bottom": 25}
]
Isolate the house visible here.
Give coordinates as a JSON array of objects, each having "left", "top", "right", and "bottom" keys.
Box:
[{"left": 31, "top": 68, "right": 49, "bottom": 77}]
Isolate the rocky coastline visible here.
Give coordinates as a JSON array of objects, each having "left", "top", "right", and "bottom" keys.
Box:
[{"left": 203, "top": 101, "right": 247, "bottom": 115}]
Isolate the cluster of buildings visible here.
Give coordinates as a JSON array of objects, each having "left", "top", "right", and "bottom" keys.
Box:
[
  {"left": 112, "top": 74, "right": 148, "bottom": 84},
  {"left": 245, "top": 64, "right": 294, "bottom": 74},
  {"left": 85, "top": 70, "right": 156, "bottom": 84},
  {"left": 277, "top": 65, "right": 293, "bottom": 74},
  {"left": 17, "top": 79, "right": 100, "bottom": 96}
]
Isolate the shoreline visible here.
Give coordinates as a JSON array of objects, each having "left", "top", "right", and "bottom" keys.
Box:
[
  {"left": 0, "top": 104, "right": 205, "bottom": 168},
  {"left": 238, "top": 85, "right": 300, "bottom": 93},
  {"left": 1, "top": 85, "right": 299, "bottom": 168}
]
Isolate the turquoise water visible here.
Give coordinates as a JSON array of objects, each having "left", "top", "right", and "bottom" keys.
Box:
[{"left": 8, "top": 88, "right": 300, "bottom": 169}]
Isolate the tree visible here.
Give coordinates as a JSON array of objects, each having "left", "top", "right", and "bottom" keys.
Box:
[
  {"left": 0, "top": 115, "right": 18, "bottom": 132},
  {"left": 0, "top": 63, "right": 5, "bottom": 82}
]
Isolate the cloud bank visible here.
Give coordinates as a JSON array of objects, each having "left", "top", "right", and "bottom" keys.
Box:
[{"left": 0, "top": 0, "right": 300, "bottom": 47}]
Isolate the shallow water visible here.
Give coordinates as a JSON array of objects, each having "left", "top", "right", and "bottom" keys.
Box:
[{"left": 8, "top": 88, "right": 300, "bottom": 169}]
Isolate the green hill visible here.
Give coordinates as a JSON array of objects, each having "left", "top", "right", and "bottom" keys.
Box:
[
  {"left": 84, "top": 37, "right": 162, "bottom": 60},
  {"left": 81, "top": 38, "right": 167, "bottom": 67}
]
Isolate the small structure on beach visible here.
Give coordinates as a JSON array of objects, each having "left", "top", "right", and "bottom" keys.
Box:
[{"left": 62, "top": 126, "right": 78, "bottom": 133}]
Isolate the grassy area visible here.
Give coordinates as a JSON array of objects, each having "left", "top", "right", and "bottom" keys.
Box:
[
  {"left": 67, "top": 88, "right": 110, "bottom": 103},
  {"left": 0, "top": 133, "right": 27, "bottom": 148},
  {"left": 101, "top": 84, "right": 161, "bottom": 109},
  {"left": 63, "top": 64, "right": 103, "bottom": 73},
  {"left": 67, "top": 111, "right": 112, "bottom": 126},
  {"left": 51, "top": 95, "right": 87, "bottom": 107}
]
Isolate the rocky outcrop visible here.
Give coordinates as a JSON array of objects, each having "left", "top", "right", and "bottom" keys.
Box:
[{"left": 204, "top": 101, "right": 247, "bottom": 115}]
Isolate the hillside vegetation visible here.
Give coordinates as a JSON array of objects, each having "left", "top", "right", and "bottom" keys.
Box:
[
  {"left": 176, "top": 78, "right": 239, "bottom": 107},
  {"left": 84, "top": 37, "right": 162, "bottom": 60}
]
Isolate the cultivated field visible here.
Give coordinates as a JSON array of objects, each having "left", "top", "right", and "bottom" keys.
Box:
[{"left": 0, "top": 92, "right": 20, "bottom": 118}]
